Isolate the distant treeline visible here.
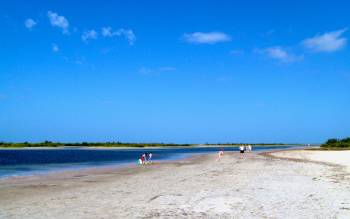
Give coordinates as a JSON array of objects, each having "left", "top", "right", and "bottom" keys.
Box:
[
  {"left": 204, "top": 143, "right": 294, "bottom": 146},
  {"left": 321, "top": 137, "right": 350, "bottom": 149},
  {"left": 0, "top": 141, "right": 297, "bottom": 148},
  {"left": 0, "top": 141, "right": 192, "bottom": 148}
]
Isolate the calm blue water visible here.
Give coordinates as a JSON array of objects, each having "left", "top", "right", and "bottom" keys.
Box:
[{"left": 0, "top": 146, "right": 297, "bottom": 178}]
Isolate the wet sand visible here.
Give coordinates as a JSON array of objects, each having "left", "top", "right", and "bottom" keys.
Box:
[{"left": 1, "top": 150, "right": 350, "bottom": 218}]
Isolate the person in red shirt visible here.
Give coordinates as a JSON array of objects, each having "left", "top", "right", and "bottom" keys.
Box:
[{"left": 141, "top": 153, "right": 147, "bottom": 165}]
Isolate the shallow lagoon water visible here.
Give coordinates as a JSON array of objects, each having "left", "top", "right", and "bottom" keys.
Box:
[{"left": 0, "top": 145, "right": 297, "bottom": 178}]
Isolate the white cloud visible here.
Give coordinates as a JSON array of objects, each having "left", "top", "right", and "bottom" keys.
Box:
[
  {"left": 24, "top": 18, "right": 36, "bottom": 30},
  {"left": 47, "top": 11, "right": 69, "bottom": 34},
  {"left": 256, "top": 47, "right": 300, "bottom": 63},
  {"left": 118, "top": 29, "right": 136, "bottom": 45},
  {"left": 302, "top": 28, "right": 347, "bottom": 52},
  {"left": 183, "top": 32, "right": 231, "bottom": 44},
  {"left": 52, "top": 43, "right": 59, "bottom": 52},
  {"left": 101, "top": 27, "right": 136, "bottom": 45},
  {"left": 101, "top": 27, "right": 113, "bottom": 37},
  {"left": 82, "top": 29, "right": 98, "bottom": 42},
  {"left": 265, "top": 47, "right": 290, "bottom": 60},
  {"left": 138, "top": 67, "right": 152, "bottom": 75}
]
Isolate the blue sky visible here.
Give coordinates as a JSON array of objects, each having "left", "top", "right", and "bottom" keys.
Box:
[{"left": 0, "top": 0, "right": 349, "bottom": 143}]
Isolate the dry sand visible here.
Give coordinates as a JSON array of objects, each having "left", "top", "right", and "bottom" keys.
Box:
[
  {"left": 268, "top": 150, "right": 350, "bottom": 172},
  {"left": 0, "top": 150, "right": 350, "bottom": 218}
]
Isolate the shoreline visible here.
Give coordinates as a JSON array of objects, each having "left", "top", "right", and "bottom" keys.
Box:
[
  {"left": 0, "top": 146, "right": 301, "bottom": 181},
  {"left": 0, "top": 144, "right": 306, "bottom": 150},
  {"left": 0, "top": 153, "right": 210, "bottom": 194},
  {"left": 12, "top": 148, "right": 343, "bottom": 184},
  {"left": 0, "top": 151, "right": 206, "bottom": 183},
  {"left": 1, "top": 149, "right": 349, "bottom": 218}
]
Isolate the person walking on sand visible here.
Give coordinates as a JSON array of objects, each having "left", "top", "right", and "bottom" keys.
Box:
[
  {"left": 144, "top": 152, "right": 148, "bottom": 164},
  {"left": 148, "top": 152, "right": 153, "bottom": 163},
  {"left": 141, "top": 153, "right": 146, "bottom": 165},
  {"left": 239, "top": 145, "right": 245, "bottom": 159},
  {"left": 247, "top": 144, "right": 252, "bottom": 152},
  {"left": 216, "top": 148, "right": 224, "bottom": 161}
]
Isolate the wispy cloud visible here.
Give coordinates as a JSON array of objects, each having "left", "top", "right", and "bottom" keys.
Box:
[
  {"left": 75, "top": 60, "right": 83, "bottom": 65},
  {"left": 118, "top": 29, "right": 136, "bottom": 45},
  {"left": 138, "top": 67, "right": 152, "bottom": 75},
  {"left": 302, "top": 28, "right": 347, "bottom": 52},
  {"left": 229, "top": 49, "right": 244, "bottom": 55},
  {"left": 159, "top": 66, "right": 176, "bottom": 72},
  {"left": 183, "top": 32, "right": 231, "bottom": 44},
  {"left": 82, "top": 29, "right": 98, "bottom": 42},
  {"left": 101, "top": 27, "right": 136, "bottom": 45},
  {"left": 255, "top": 46, "right": 300, "bottom": 63},
  {"left": 139, "top": 66, "right": 176, "bottom": 75},
  {"left": 52, "top": 43, "right": 59, "bottom": 52},
  {"left": 101, "top": 27, "right": 113, "bottom": 37},
  {"left": 24, "top": 18, "right": 36, "bottom": 30},
  {"left": 73, "top": 56, "right": 86, "bottom": 65},
  {"left": 47, "top": 11, "right": 69, "bottom": 34}
]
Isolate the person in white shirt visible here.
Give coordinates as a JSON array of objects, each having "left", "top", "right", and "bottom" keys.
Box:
[
  {"left": 148, "top": 152, "right": 153, "bottom": 163},
  {"left": 247, "top": 145, "right": 252, "bottom": 152},
  {"left": 239, "top": 145, "right": 245, "bottom": 159}
]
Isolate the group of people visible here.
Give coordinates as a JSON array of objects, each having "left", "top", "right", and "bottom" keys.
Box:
[
  {"left": 217, "top": 145, "right": 253, "bottom": 160},
  {"left": 239, "top": 144, "right": 252, "bottom": 158},
  {"left": 139, "top": 145, "right": 254, "bottom": 165},
  {"left": 139, "top": 152, "right": 152, "bottom": 165}
]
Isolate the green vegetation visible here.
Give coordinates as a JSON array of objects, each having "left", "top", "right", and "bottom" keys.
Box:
[
  {"left": 0, "top": 141, "right": 299, "bottom": 148},
  {"left": 320, "top": 137, "right": 350, "bottom": 149},
  {"left": 0, "top": 141, "right": 192, "bottom": 148},
  {"left": 205, "top": 143, "right": 291, "bottom": 146}
]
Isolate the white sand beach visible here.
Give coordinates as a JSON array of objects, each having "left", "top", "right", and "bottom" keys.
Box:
[
  {"left": 268, "top": 150, "right": 350, "bottom": 172},
  {"left": 0, "top": 150, "right": 350, "bottom": 218}
]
